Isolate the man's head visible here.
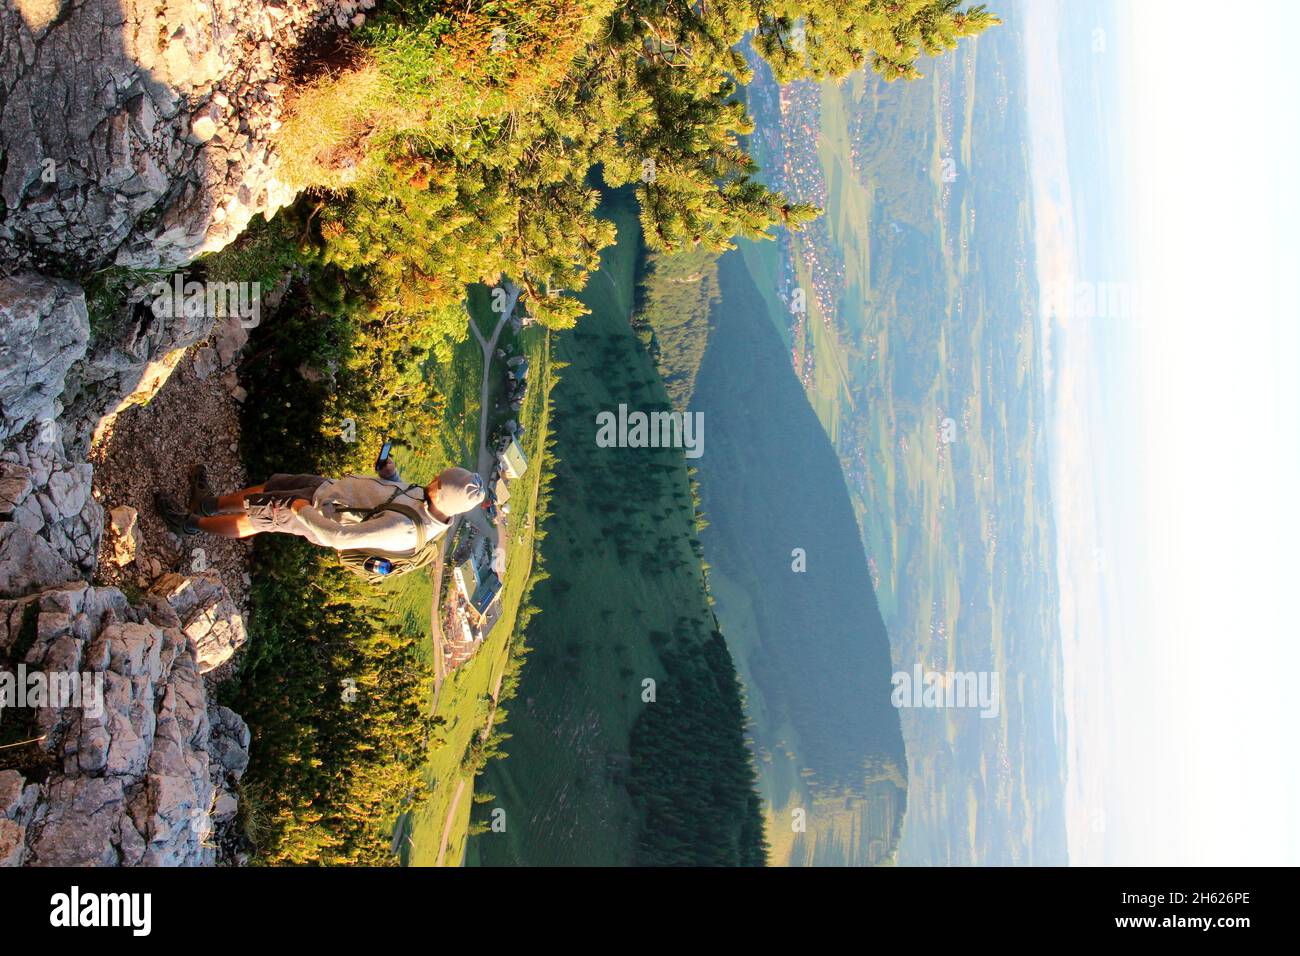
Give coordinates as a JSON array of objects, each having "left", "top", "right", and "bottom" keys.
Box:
[{"left": 427, "top": 467, "right": 485, "bottom": 521}]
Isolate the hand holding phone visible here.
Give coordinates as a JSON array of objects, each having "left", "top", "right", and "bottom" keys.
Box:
[{"left": 375, "top": 440, "right": 396, "bottom": 479}]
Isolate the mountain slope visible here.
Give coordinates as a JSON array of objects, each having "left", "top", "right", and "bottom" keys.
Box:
[
  {"left": 468, "top": 188, "right": 765, "bottom": 866},
  {"left": 688, "top": 248, "right": 908, "bottom": 865}
]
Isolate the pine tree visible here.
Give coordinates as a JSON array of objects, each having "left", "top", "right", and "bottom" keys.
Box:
[{"left": 296, "top": 0, "right": 998, "bottom": 328}]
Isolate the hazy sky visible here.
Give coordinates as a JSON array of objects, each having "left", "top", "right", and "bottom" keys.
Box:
[{"left": 1026, "top": 0, "right": 1300, "bottom": 865}]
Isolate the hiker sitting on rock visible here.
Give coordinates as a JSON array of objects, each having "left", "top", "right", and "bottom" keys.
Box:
[{"left": 155, "top": 454, "right": 484, "bottom": 580}]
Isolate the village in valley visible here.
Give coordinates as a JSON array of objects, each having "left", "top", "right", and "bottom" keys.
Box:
[{"left": 437, "top": 327, "right": 533, "bottom": 674}]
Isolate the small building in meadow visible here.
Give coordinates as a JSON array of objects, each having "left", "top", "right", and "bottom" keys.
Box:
[
  {"left": 469, "top": 572, "right": 502, "bottom": 624},
  {"left": 454, "top": 557, "right": 480, "bottom": 604},
  {"left": 499, "top": 438, "right": 528, "bottom": 480}
]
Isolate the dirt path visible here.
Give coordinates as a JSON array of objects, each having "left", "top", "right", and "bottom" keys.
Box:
[
  {"left": 428, "top": 286, "right": 518, "bottom": 865},
  {"left": 428, "top": 515, "right": 460, "bottom": 712},
  {"left": 469, "top": 283, "right": 519, "bottom": 477},
  {"left": 434, "top": 778, "right": 468, "bottom": 866},
  {"left": 433, "top": 285, "right": 517, "bottom": 695}
]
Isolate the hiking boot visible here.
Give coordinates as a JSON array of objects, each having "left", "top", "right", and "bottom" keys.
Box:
[
  {"left": 188, "top": 463, "right": 218, "bottom": 516},
  {"left": 155, "top": 492, "right": 199, "bottom": 536}
]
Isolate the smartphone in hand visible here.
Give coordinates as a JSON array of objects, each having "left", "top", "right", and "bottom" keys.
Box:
[{"left": 376, "top": 440, "right": 395, "bottom": 478}]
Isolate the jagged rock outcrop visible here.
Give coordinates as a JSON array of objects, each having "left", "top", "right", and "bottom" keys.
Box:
[
  {"left": 0, "top": 0, "right": 375, "bottom": 869},
  {"left": 147, "top": 571, "right": 247, "bottom": 674},
  {"left": 107, "top": 505, "right": 142, "bottom": 567},
  {"left": 1, "top": 0, "right": 375, "bottom": 277},
  {"left": 1, "top": 432, "right": 103, "bottom": 575},
  {"left": 0, "top": 112, "right": 255, "bottom": 871},
  {"left": 2, "top": 0, "right": 371, "bottom": 450},
  {"left": 0, "top": 388, "right": 249, "bottom": 867},
  {"left": 0, "top": 580, "right": 250, "bottom": 866},
  {"left": 0, "top": 523, "right": 79, "bottom": 599},
  {"left": 0, "top": 274, "right": 91, "bottom": 444},
  {"left": 206, "top": 704, "right": 250, "bottom": 826},
  {"left": 1, "top": 240, "right": 246, "bottom": 483},
  {"left": 60, "top": 280, "right": 216, "bottom": 455},
  {"left": 0, "top": 270, "right": 244, "bottom": 457}
]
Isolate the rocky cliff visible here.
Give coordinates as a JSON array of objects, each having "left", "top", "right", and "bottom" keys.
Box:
[
  {"left": 2, "top": 0, "right": 375, "bottom": 456},
  {"left": 1, "top": 0, "right": 373, "bottom": 275},
  {"left": 0, "top": 0, "right": 366, "bottom": 867},
  {"left": 0, "top": 461, "right": 252, "bottom": 867},
  {"left": 0, "top": 580, "right": 249, "bottom": 866}
]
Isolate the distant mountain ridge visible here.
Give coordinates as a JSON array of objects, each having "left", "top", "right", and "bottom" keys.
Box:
[{"left": 639, "top": 245, "right": 909, "bottom": 865}]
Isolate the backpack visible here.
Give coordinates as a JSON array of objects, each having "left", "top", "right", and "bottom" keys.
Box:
[{"left": 334, "top": 483, "right": 442, "bottom": 583}]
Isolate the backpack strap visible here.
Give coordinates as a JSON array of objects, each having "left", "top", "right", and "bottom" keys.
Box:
[
  {"left": 333, "top": 482, "right": 410, "bottom": 520},
  {"left": 377, "top": 502, "right": 429, "bottom": 553},
  {"left": 330, "top": 480, "right": 432, "bottom": 552}
]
